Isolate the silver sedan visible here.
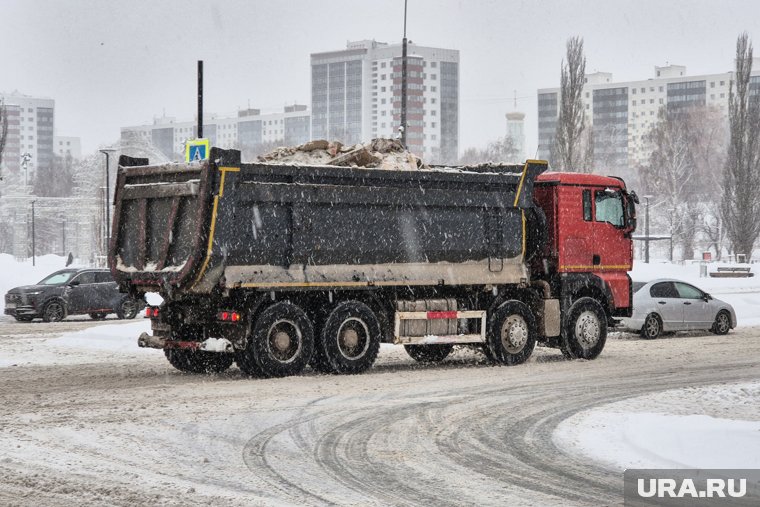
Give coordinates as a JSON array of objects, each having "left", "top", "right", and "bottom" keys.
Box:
[{"left": 620, "top": 279, "right": 737, "bottom": 339}]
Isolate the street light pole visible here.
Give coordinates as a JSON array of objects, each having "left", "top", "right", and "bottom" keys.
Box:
[
  {"left": 31, "top": 200, "right": 36, "bottom": 266},
  {"left": 99, "top": 149, "right": 116, "bottom": 254},
  {"left": 400, "top": 0, "right": 408, "bottom": 147},
  {"left": 643, "top": 195, "right": 653, "bottom": 264}
]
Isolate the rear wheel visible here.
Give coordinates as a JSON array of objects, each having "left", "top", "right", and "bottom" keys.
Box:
[
  {"left": 236, "top": 302, "right": 314, "bottom": 378},
  {"left": 404, "top": 344, "right": 453, "bottom": 363},
  {"left": 313, "top": 301, "right": 381, "bottom": 374},
  {"left": 164, "top": 348, "right": 234, "bottom": 374},
  {"left": 42, "top": 300, "right": 66, "bottom": 322},
  {"left": 561, "top": 298, "right": 607, "bottom": 359},
  {"left": 640, "top": 313, "right": 662, "bottom": 340},
  {"left": 712, "top": 310, "right": 731, "bottom": 335},
  {"left": 486, "top": 301, "right": 536, "bottom": 365}
]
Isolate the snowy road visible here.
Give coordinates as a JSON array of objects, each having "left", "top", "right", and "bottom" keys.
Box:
[{"left": 1, "top": 319, "right": 759, "bottom": 506}]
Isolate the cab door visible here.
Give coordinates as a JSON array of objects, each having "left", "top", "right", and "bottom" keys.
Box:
[
  {"left": 557, "top": 186, "right": 597, "bottom": 269},
  {"left": 592, "top": 188, "right": 631, "bottom": 270}
]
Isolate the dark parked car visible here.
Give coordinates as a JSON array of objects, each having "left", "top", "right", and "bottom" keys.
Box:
[{"left": 4, "top": 268, "right": 145, "bottom": 322}]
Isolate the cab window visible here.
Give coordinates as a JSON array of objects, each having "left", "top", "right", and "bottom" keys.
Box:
[{"left": 595, "top": 190, "right": 624, "bottom": 227}]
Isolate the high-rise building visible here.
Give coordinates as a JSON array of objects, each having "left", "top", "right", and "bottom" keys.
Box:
[
  {"left": 505, "top": 111, "right": 526, "bottom": 161},
  {"left": 120, "top": 105, "right": 311, "bottom": 161},
  {"left": 310, "top": 40, "right": 460, "bottom": 162},
  {"left": 0, "top": 91, "right": 55, "bottom": 187},
  {"left": 537, "top": 64, "right": 760, "bottom": 171},
  {"left": 53, "top": 136, "right": 82, "bottom": 159}
]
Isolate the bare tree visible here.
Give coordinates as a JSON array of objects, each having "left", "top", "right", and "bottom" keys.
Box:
[
  {"left": 721, "top": 32, "right": 760, "bottom": 260},
  {"left": 552, "top": 36, "right": 592, "bottom": 172},
  {"left": 641, "top": 105, "right": 728, "bottom": 259},
  {"left": 0, "top": 98, "right": 8, "bottom": 181}
]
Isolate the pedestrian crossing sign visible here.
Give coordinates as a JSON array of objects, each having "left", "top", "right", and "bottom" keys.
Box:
[{"left": 185, "top": 139, "right": 210, "bottom": 162}]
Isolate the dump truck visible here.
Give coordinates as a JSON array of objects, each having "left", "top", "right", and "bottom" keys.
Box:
[{"left": 109, "top": 146, "right": 637, "bottom": 377}]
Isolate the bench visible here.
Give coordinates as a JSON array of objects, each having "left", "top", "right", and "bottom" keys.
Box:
[{"left": 709, "top": 266, "right": 754, "bottom": 278}]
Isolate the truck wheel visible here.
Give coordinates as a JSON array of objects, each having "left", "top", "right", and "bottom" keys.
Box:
[
  {"left": 404, "top": 344, "right": 453, "bottom": 363},
  {"left": 164, "top": 349, "right": 234, "bottom": 374},
  {"left": 314, "top": 301, "right": 381, "bottom": 374},
  {"left": 486, "top": 301, "right": 536, "bottom": 365},
  {"left": 561, "top": 297, "right": 607, "bottom": 359},
  {"left": 236, "top": 302, "right": 314, "bottom": 378},
  {"left": 42, "top": 300, "right": 67, "bottom": 322}
]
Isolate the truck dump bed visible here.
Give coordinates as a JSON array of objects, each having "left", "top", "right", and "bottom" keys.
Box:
[{"left": 110, "top": 148, "right": 546, "bottom": 294}]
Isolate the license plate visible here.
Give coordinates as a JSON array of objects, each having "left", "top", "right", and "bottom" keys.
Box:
[{"left": 5, "top": 303, "right": 16, "bottom": 309}]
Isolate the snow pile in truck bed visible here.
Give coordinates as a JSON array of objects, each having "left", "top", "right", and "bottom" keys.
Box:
[{"left": 257, "top": 138, "right": 427, "bottom": 170}]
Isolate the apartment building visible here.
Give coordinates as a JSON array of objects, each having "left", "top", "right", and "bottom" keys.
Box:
[
  {"left": 537, "top": 64, "right": 760, "bottom": 170},
  {"left": 0, "top": 91, "right": 55, "bottom": 187},
  {"left": 310, "top": 40, "right": 460, "bottom": 162},
  {"left": 120, "top": 105, "right": 311, "bottom": 161}
]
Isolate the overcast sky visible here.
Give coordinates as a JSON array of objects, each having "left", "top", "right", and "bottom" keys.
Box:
[{"left": 3, "top": 0, "right": 760, "bottom": 157}]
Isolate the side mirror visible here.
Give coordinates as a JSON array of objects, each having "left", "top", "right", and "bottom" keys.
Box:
[
  {"left": 69, "top": 281, "right": 80, "bottom": 287},
  {"left": 703, "top": 294, "right": 712, "bottom": 302}
]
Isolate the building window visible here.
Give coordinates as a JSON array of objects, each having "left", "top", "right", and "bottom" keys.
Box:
[
  {"left": 632, "top": 88, "right": 636, "bottom": 95},
  {"left": 650, "top": 99, "right": 654, "bottom": 104},
  {"left": 659, "top": 86, "right": 664, "bottom": 92},
  {"left": 431, "top": 86, "right": 437, "bottom": 92},
  {"left": 431, "top": 122, "right": 436, "bottom": 128},
  {"left": 381, "top": 87, "right": 386, "bottom": 92},
  {"left": 720, "top": 80, "right": 725, "bottom": 86},
  {"left": 632, "top": 100, "right": 636, "bottom": 106},
  {"left": 431, "top": 74, "right": 437, "bottom": 80},
  {"left": 659, "top": 98, "right": 663, "bottom": 104},
  {"left": 720, "top": 93, "right": 725, "bottom": 98},
  {"left": 431, "top": 61, "right": 437, "bottom": 68},
  {"left": 641, "top": 87, "right": 645, "bottom": 93},
  {"left": 381, "top": 62, "right": 386, "bottom": 68}
]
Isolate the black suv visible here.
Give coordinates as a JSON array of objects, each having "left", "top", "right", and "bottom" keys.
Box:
[{"left": 4, "top": 268, "right": 145, "bottom": 322}]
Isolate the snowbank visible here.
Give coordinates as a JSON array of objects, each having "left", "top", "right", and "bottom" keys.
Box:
[{"left": 554, "top": 382, "right": 760, "bottom": 470}]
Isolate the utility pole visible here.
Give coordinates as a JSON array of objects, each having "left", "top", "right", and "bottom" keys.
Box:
[
  {"left": 198, "top": 60, "right": 204, "bottom": 139},
  {"left": 400, "top": 0, "right": 408, "bottom": 147}
]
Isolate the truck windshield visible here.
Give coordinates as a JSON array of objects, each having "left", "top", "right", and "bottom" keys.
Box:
[{"left": 595, "top": 190, "right": 624, "bottom": 227}]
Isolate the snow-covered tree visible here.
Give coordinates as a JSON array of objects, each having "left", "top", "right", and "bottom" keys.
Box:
[{"left": 458, "top": 136, "right": 520, "bottom": 165}]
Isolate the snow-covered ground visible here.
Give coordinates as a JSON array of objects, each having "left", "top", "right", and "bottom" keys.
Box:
[
  {"left": 554, "top": 382, "right": 760, "bottom": 469},
  {"left": 2, "top": 254, "right": 758, "bottom": 473}
]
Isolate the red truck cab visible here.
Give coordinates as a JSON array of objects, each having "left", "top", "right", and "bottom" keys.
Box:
[{"left": 533, "top": 172, "right": 637, "bottom": 319}]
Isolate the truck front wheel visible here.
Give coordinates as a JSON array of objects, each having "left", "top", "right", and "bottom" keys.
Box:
[
  {"left": 561, "top": 297, "right": 607, "bottom": 360},
  {"left": 486, "top": 301, "right": 536, "bottom": 365},
  {"left": 236, "top": 302, "right": 314, "bottom": 378},
  {"left": 313, "top": 301, "right": 381, "bottom": 374}
]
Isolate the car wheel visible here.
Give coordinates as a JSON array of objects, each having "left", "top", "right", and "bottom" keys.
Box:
[
  {"left": 90, "top": 312, "right": 107, "bottom": 320},
  {"left": 640, "top": 313, "right": 662, "bottom": 340},
  {"left": 486, "top": 300, "right": 536, "bottom": 365},
  {"left": 164, "top": 348, "right": 234, "bottom": 374},
  {"left": 117, "top": 298, "right": 139, "bottom": 319},
  {"left": 711, "top": 310, "right": 731, "bottom": 335},
  {"left": 42, "top": 300, "right": 67, "bottom": 322},
  {"left": 404, "top": 344, "right": 453, "bottom": 363},
  {"left": 561, "top": 298, "right": 607, "bottom": 359}
]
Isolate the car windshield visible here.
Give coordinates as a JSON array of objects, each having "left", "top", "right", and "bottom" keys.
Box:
[{"left": 37, "top": 272, "right": 76, "bottom": 285}]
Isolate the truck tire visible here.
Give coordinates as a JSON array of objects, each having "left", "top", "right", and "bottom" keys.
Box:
[
  {"left": 561, "top": 297, "right": 607, "bottom": 360},
  {"left": 236, "top": 302, "right": 314, "bottom": 378},
  {"left": 404, "top": 344, "right": 453, "bottom": 363},
  {"left": 486, "top": 301, "right": 536, "bottom": 365},
  {"left": 164, "top": 349, "right": 234, "bottom": 374},
  {"left": 313, "top": 301, "right": 381, "bottom": 374}
]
